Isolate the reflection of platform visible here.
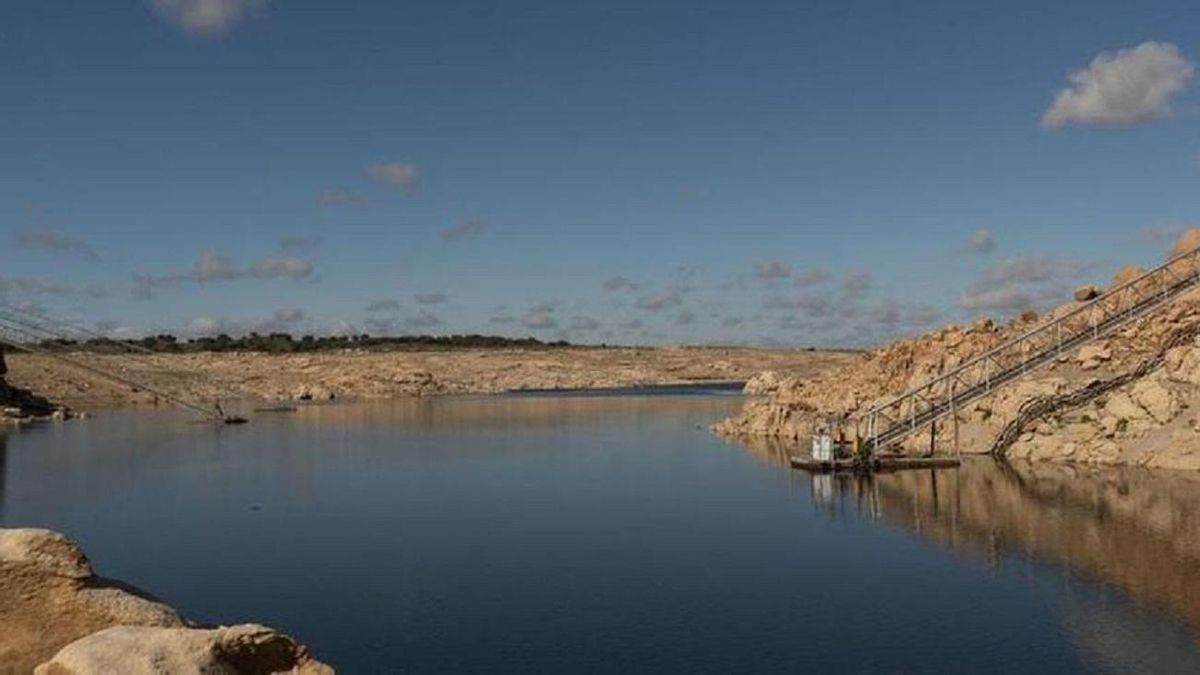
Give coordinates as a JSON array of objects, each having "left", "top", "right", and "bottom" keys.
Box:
[{"left": 790, "top": 454, "right": 960, "bottom": 473}]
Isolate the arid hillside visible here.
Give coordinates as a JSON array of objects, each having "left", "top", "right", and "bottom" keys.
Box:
[
  {"left": 4, "top": 346, "right": 852, "bottom": 412},
  {"left": 716, "top": 229, "right": 1200, "bottom": 470}
]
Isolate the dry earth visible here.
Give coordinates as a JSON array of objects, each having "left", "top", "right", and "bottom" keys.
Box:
[{"left": 5, "top": 346, "right": 853, "bottom": 412}]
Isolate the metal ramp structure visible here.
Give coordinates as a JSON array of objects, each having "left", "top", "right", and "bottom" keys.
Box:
[
  {"left": 858, "top": 245, "right": 1200, "bottom": 453},
  {"left": 0, "top": 304, "right": 234, "bottom": 422}
]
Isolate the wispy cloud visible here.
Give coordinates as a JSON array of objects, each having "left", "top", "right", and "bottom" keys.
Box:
[
  {"left": 964, "top": 228, "right": 996, "bottom": 254},
  {"left": 369, "top": 161, "right": 420, "bottom": 190},
  {"left": 315, "top": 188, "right": 364, "bottom": 208},
  {"left": 635, "top": 289, "right": 683, "bottom": 312},
  {"left": 794, "top": 269, "right": 834, "bottom": 288},
  {"left": 0, "top": 277, "right": 107, "bottom": 299},
  {"left": 1043, "top": 41, "right": 1194, "bottom": 128},
  {"left": 441, "top": 219, "right": 485, "bottom": 241},
  {"left": 960, "top": 254, "right": 1091, "bottom": 314},
  {"left": 134, "top": 250, "right": 315, "bottom": 299},
  {"left": 603, "top": 277, "right": 640, "bottom": 292},
  {"left": 279, "top": 235, "right": 324, "bottom": 253},
  {"left": 842, "top": 270, "right": 871, "bottom": 298},
  {"left": 13, "top": 226, "right": 99, "bottom": 261},
  {"left": 414, "top": 292, "right": 447, "bottom": 305},
  {"left": 180, "top": 306, "right": 305, "bottom": 338},
  {"left": 523, "top": 308, "right": 558, "bottom": 330},
  {"left": 753, "top": 261, "right": 791, "bottom": 281},
  {"left": 404, "top": 310, "right": 442, "bottom": 329},
  {"left": 365, "top": 299, "right": 401, "bottom": 313},
  {"left": 147, "top": 0, "right": 269, "bottom": 37}
]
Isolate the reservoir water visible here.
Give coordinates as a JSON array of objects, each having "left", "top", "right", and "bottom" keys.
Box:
[{"left": 3, "top": 394, "right": 1200, "bottom": 673}]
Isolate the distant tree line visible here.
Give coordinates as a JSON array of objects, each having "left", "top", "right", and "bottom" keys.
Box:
[{"left": 34, "top": 333, "right": 573, "bottom": 354}]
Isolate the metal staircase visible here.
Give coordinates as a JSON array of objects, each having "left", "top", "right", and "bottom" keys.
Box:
[{"left": 858, "top": 245, "right": 1200, "bottom": 453}]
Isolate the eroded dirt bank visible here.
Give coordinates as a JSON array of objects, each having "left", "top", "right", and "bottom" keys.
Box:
[
  {"left": 716, "top": 229, "right": 1200, "bottom": 470},
  {"left": 4, "top": 346, "right": 852, "bottom": 411}
]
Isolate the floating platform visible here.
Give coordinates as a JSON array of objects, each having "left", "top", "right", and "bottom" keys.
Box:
[{"left": 789, "top": 454, "right": 960, "bottom": 473}]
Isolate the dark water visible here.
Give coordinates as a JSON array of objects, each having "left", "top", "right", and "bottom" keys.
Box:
[{"left": 3, "top": 395, "right": 1200, "bottom": 673}]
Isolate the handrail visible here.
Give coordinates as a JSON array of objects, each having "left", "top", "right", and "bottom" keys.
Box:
[{"left": 857, "top": 245, "right": 1200, "bottom": 451}]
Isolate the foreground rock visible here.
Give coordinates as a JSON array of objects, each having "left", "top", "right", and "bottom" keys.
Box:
[
  {"left": 716, "top": 228, "right": 1200, "bottom": 470},
  {"left": 0, "top": 528, "right": 331, "bottom": 674},
  {"left": 36, "top": 624, "right": 332, "bottom": 675}
]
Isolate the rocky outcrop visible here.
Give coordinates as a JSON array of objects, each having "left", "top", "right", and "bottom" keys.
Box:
[
  {"left": 0, "top": 528, "right": 331, "bottom": 674},
  {"left": 36, "top": 625, "right": 332, "bottom": 675},
  {"left": 715, "top": 229, "right": 1200, "bottom": 469},
  {"left": 742, "top": 371, "right": 783, "bottom": 396},
  {"left": 0, "top": 346, "right": 71, "bottom": 425}
]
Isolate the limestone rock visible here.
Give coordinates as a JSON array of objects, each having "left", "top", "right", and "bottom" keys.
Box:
[
  {"left": 0, "top": 528, "right": 94, "bottom": 579},
  {"left": 743, "top": 371, "right": 782, "bottom": 395},
  {"left": 1129, "top": 379, "right": 1179, "bottom": 424},
  {"left": 1077, "top": 343, "right": 1111, "bottom": 370},
  {"left": 1104, "top": 392, "right": 1147, "bottom": 423},
  {"left": 1074, "top": 285, "right": 1101, "bottom": 302},
  {"left": 35, "top": 624, "right": 334, "bottom": 675}
]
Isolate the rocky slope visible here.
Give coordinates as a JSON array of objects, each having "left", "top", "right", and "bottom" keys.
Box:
[
  {"left": 1, "top": 528, "right": 331, "bottom": 674},
  {"left": 5, "top": 346, "right": 852, "bottom": 411},
  {"left": 0, "top": 347, "right": 71, "bottom": 426},
  {"left": 716, "top": 230, "right": 1200, "bottom": 470}
]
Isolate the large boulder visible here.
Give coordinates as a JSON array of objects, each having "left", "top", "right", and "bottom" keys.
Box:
[
  {"left": 2, "top": 528, "right": 331, "bottom": 674},
  {"left": 1073, "top": 285, "right": 1101, "bottom": 302},
  {"left": 1, "top": 529, "right": 184, "bottom": 672},
  {"left": 35, "top": 624, "right": 334, "bottom": 675}
]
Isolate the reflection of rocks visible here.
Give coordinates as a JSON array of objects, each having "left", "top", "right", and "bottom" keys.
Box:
[
  {"left": 0, "top": 528, "right": 330, "bottom": 673},
  {"left": 845, "top": 461, "right": 1200, "bottom": 639}
]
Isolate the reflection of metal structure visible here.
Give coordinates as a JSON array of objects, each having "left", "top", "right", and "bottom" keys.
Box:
[
  {"left": 858, "top": 245, "right": 1200, "bottom": 453},
  {"left": 0, "top": 303, "right": 239, "bottom": 423}
]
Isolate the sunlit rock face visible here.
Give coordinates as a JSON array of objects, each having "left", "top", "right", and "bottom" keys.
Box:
[{"left": 717, "top": 230, "right": 1200, "bottom": 469}]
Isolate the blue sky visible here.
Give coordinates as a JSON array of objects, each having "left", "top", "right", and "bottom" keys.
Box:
[{"left": 3, "top": 0, "right": 1200, "bottom": 346}]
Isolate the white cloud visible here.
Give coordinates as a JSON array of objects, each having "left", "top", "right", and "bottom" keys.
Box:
[
  {"left": 13, "top": 226, "right": 99, "bottom": 260},
  {"left": 1043, "top": 42, "right": 1194, "bottom": 128},
  {"left": 134, "top": 250, "right": 315, "bottom": 298},
  {"left": 369, "top": 162, "right": 420, "bottom": 190},
  {"left": 148, "top": 0, "right": 269, "bottom": 37}
]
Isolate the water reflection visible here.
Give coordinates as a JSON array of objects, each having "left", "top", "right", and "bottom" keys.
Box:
[{"left": 806, "top": 459, "right": 1200, "bottom": 640}]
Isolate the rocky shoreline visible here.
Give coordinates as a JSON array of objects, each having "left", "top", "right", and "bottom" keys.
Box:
[
  {"left": 0, "top": 528, "right": 331, "bottom": 674},
  {"left": 3, "top": 346, "right": 851, "bottom": 412},
  {"left": 716, "top": 230, "right": 1200, "bottom": 471}
]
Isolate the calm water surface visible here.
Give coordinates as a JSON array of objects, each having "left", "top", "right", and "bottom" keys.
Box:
[{"left": 3, "top": 394, "right": 1200, "bottom": 673}]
